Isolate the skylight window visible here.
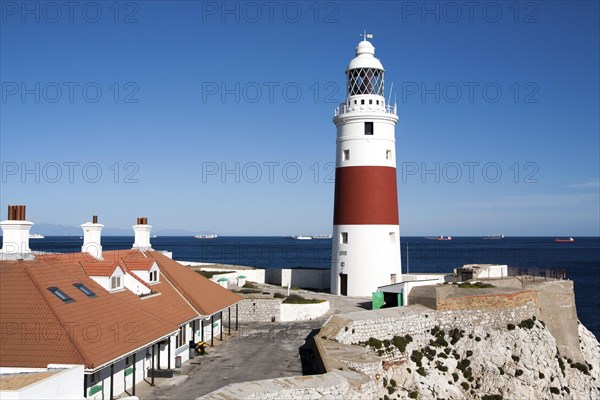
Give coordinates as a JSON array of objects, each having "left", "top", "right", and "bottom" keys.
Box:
[
  {"left": 73, "top": 283, "right": 96, "bottom": 298},
  {"left": 47, "top": 287, "right": 74, "bottom": 303}
]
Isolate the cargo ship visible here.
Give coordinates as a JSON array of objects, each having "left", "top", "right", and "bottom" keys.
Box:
[
  {"left": 483, "top": 234, "right": 504, "bottom": 240},
  {"left": 194, "top": 234, "right": 218, "bottom": 239},
  {"left": 555, "top": 237, "right": 575, "bottom": 243}
]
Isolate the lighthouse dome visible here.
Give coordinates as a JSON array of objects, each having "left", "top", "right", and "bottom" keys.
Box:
[{"left": 347, "top": 40, "right": 384, "bottom": 71}]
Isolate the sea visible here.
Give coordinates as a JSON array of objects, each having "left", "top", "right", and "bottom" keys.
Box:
[{"left": 24, "top": 235, "right": 600, "bottom": 338}]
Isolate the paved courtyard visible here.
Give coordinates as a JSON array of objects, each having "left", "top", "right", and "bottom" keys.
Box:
[{"left": 139, "top": 289, "right": 368, "bottom": 399}]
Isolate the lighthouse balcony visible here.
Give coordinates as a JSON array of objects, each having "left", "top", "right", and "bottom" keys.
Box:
[{"left": 334, "top": 101, "right": 397, "bottom": 117}]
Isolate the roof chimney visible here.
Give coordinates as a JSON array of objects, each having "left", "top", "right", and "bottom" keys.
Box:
[
  {"left": 81, "top": 215, "right": 103, "bottom": 259},
  {"left": 0, "top": 205, "right": 34, "bottom": 260},
  {"left": 132, "top": 217, "right": 152, "bottom": 251}
]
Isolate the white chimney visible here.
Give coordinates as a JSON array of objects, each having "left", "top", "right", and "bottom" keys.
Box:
[
  {"left": 0, "top": 205, "right": 33, "bottom": 260},
  {"left": 81, "top": 215, "right": 103, "bottom": 259},
  {"left": 132, "top": 217, "right": 152, "bottom": 251}
]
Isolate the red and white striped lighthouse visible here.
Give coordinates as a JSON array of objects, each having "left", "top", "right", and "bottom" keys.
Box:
[{"left": 331, "top": 35, "right": 401, "bottom": 296}]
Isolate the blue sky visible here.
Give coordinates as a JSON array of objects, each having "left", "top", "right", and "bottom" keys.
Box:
[{"left": 1, "top": 1, "right": 599, "bottom": 236}]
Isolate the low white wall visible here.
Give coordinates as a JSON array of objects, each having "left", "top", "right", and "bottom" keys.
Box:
[
  {"left": 0, "top": 364, "right": 84, "bottom": 400},
  {"left": 280, "top": 301, "right": 330, "bottom": 322},
  {"left": 268, "top": 269, "right": 330, "bottom": 290}
]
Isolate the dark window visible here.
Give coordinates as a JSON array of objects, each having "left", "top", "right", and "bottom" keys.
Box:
[
  {"left": 365, "top": 122, "right": 374, "bottom": 135},
  {"left": 369, "top": 99, "right": 373, "bottom": 104},
  {"left": 73, "top": 283, "right": 96, "bottom": 298},
  {"left": 47, "top": 287, "right": 74, "bottom": 303},
  {"left": 361, "top": 99, "right": 365, "bottom": 105}
]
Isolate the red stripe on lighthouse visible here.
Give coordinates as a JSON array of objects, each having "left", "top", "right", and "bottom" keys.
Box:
[{"left": 333, "top": 166, "right": 399, "bottom": 225}]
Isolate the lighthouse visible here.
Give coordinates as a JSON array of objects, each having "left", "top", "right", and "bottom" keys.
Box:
[{"left": 330, "top": 35, "right": 401, "bottom": 297}]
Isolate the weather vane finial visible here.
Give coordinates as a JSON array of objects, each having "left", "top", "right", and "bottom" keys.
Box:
[{"left": 360, "top": 30, "right": 374, "bottom": 41}]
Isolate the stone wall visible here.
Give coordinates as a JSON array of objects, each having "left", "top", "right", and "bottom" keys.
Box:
[
  {"left": 237, "top": 298, "right": 282, "bottom": 323},
  {"left": 329, "top": 302, "right": 538, "bottom": 345}
]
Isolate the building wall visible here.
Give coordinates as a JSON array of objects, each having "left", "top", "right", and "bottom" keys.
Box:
[
  {"left": 86, "top": 347, "right": 149, "bottom": 399},
  {"left": 266, "top": 268, "right": 330, "bottom": 290},
  {"left": 280, "top": 301, "right": 330, "bottom": 322},
  {"left": 237, "top": 298, "right": 282, "bottom": 322},
  {"left": 0, "top": 365, "right": 83, "bottom": 400}
]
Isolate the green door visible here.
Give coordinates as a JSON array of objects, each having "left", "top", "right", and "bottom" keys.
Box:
[
  {"left": 372, "top": 291, "right": 385, "bottom": 310},
  {"left": 398, "top": 292, "right": 404, "bottom": 306}
]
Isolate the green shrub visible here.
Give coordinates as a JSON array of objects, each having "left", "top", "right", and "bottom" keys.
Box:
[
  {"left": 367, "top": 337, "right": 383, "bottom": 349},
  {"left": 539, "top": 372, "right": 545, "bottom": 379},
  {"left": 389, "top": 379, "right": 397, "bottom": 387},
  {"left": 444, "top": 347, "right": 451, "bottom": 355},
  {"left": 498, "top": 367, "right": 505, "bottom": 375},
  {"left": 411, "top": 350, "right": 424, "bottom": 367},
  {"left": 457, "top": 359, "right": 471, "bottom": 373},
  {"left": 392, "top": 334, "right": 413, "bottom": 352},
  {"left": 558, "top": 357, "right": 566, "bottom": 376},
  {"left": 416, "top": 367, "right": 427, "bottom": 377},
  {"left": 466, "top": 350, "right": 473, "bottom": 357},
  {"left": 518, "top": 318, "right": 535, "bottom": 330},
  {"left": 377, "top": 349, "right": 385, "bottom": 356},
  {"left": 438, "top": 352, "right": 448, "bottom": 359},
  {"left": 507, "top": 324, "right": 516, "bottom": 330},
  {"left": 563, "top": 386, "right": 570, "bottom": 394},
  {"left": 243, "top": 281, "right": 258, "bottom": 289},
  {"left": 458, "top": 282, "right": 494, "bottom": 289},
  {"left": 282, "top": 294, "right": 324, "bottom": 304},
  {"left": 461, "top": 382, "right": 469, "bottom": 390},
  {"left": 515, "top": 369, "right": 524, "bottom": 377},
  {"left": 273, "top": 292, "right": 285, "bottom": 299},
  {"left": 449, "top": 328, "right": 464, "bottom": 345},
  {"left": 436, "top": 363, "right": 449, "bottom": 373},
  {"left": 481, "top": 395, "right": 503, "bottom": 400},
  {"left": 512, "top": 355, "right": 520, "bottom": 363},
  {"left": 382, "top": 378, "right": 387, "bottom": 387},
  {"left": 452, "top": 373, "right": 459, "bottom": 382},
  {"left": 387, "top": 386, "right": 396, "bottom": 395},
  {"left": 430, "top": 337, "right": 449, "bottom": 348},
  {"left": 475, "top": 336, "right": 481, "bottom": 342},
  {"left": 571, "top": 362, "right": 590, "bottom": 375},
  {"left": 549, "top": 387, "right": 560, "bottom": 395},
  {"left": 408, "top": 391, "right": 418, "bottom": 399},
  {"left": 423, "top": 346, "right": 437, "bottom": 360}
]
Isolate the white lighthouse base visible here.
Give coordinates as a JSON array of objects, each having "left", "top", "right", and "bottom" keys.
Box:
[{"left": 331, "top": 224, "right": 401, "bottom": 297}]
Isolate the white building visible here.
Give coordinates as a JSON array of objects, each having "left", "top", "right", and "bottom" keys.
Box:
[
  {"left": 330, "top": 36, "right": 402, "bottom": 296},
  {"left": 0, "top": 206, "right": 242, "bottom": 399}
]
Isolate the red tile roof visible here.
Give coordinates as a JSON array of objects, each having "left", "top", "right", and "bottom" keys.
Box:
[
  {"left": 148, "top": 251, "right": 242, "bottom": 316},
  {"left": 79, "top": 260, "right": 120, "bottom": 277},
  {"left": 1, "top": 249, "right": 242, "bottom": 370}
]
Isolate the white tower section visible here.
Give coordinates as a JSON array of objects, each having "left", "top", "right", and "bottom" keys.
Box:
[
  {"left": 330, "top": 37, "right": 401, "bottom": 297},
  {"left": 81, "top": 215, "right": 103, "bottom": 259}
]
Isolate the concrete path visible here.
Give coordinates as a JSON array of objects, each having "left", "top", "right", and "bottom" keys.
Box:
[{"left": 139, "top": 288, "right": 369, "bottom": 399}]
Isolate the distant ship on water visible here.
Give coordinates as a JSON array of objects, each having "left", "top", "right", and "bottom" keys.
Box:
[
  {"left": 286, "top": 235, "right": 332, "bottom": 240},
  {"left": 29, "top": 233, "right": 44, "bottom": 239},
  {"left": 555, "top": 237, "right": 575, "bottom": 243},
  {"left": 483, "top": 234, "right": 504, "bottom": 240},
  {"left": 194, "top": 234, "right": 218, "bottom": 239},
  {"left": 425, "top": 236, "right": 452, "bottom": 241}
]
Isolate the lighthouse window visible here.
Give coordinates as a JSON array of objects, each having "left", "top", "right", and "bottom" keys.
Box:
[
  {"left": 365, "top": 122, "right": 374, "bottom": 135},
  {"left": 361, "top": 99, "right": 365, "bottom": 105},
  {"left": 386, "top": 150, "right": 392, "bottom": 160},
  {"left": 341, "top": 232, "right": 348, "bottom": 244},
  {"left": 369, "top": 100, "right": 373, "bottom": 105},
  {"left": 343, "top": 150, "right": 350, "bottom": 161}
]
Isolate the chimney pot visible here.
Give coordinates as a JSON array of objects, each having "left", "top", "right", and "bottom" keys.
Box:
[{"left": 92, "top": 215, "right": 98, "bottom": 224}]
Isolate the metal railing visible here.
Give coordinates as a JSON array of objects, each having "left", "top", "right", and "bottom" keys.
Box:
[
  {"left": 334, "top": 102, "right": 397, "bottom": 117},
  {"left": 507, "top": 266, "right": 567, "bottom": 282}
]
